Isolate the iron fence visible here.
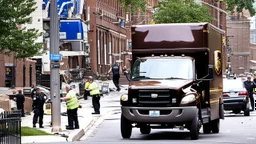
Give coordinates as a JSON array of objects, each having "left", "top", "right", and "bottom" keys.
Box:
[{"left": 0, "top": 110, "right": 21, "bottom": 144}]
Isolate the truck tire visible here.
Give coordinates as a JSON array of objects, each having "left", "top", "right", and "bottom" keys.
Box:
[
  {"left": 203, "top": 123, "right": 211, "bottom": 134},
  {"left": 211, "top": 119, "right": 220, "bottom": 133},
  {"left": 244, "top": 107, "right": 250, "bottom": 116},
  {"left": 140, "top": 126, "right": 151, "bottom": 134},
  {"left": 121, "top": 114, "right": 132, "bottom": 139},
  {"left": 189, "top": 111, "right": 199, "bottom": 140}
]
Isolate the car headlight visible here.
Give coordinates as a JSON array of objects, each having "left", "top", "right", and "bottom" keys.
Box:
[
  {"left": 181, "top": 94, "right": 196, "bottom": 104},
  {"left": 121, "top": 94, "right": 128, "bottom": 101}
]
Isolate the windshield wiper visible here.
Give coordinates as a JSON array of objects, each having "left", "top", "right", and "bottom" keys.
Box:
[{"left": 164, "top": 77, "right": 186, "bottom": 80}]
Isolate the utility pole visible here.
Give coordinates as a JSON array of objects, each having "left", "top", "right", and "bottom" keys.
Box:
[{"left": 50, "top": 0, "right": 61, "bottom": 132}]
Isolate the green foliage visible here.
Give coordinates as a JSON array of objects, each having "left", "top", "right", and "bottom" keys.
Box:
[
  {"left": 0, "top": 0, "right": 43, "bottom": 58},
  {"left": 224, "top": 0, "right": 256, "bottom": 16},
  {"left": 21, "top": 126, "right": 51, "bottom": 136},
  {"left": 118, "top": 0, "right": 147, "bottom": 12},
  {"left": 153, "top": 0, "right": 214, "bottom": 24}
]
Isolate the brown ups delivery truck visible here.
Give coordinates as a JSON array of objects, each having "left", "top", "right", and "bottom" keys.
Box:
[{"left": 120, "top": 23, "right": 225, "bottom": 140}]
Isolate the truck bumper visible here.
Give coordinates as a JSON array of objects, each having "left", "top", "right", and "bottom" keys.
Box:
[{"left": 121, "top": 106, "right": 197, "bottom": 123}]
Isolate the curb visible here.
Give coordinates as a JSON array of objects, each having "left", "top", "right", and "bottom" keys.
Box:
[
  {"left": 68, "top": 117, "right": 100, "bottom": 142},
  {"left": 71, "top": 108, "right": 120, "bottom": 141}
]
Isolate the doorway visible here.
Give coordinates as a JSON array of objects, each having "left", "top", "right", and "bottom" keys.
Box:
[{"left": 5, "top": 66, "right": 15, "bottom": 87}]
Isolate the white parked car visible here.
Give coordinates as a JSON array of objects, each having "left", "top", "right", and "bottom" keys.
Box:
[{"left": 0, "top": 108, "right": 5, "bottom": 113}]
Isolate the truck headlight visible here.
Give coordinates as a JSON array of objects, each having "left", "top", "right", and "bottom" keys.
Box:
[
  {"left": 181, "top": 94, "right": 196, "bottom": 104},
  {"left": 121, "top": 94, "right": 128, "bottom": 101}
]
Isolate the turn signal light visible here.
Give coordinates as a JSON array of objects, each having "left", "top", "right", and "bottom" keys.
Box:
[
  {"left": 222, "top": 93, "right": 229, "bottom": 97},
  {"left": 239, "top": 91, "right": 247, "bottom": 95}
]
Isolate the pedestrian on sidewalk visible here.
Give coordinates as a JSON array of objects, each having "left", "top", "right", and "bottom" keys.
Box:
[
  {"left": 85, "top": 76, "right": 101, "bottom": 114},
  {"left": 32, "top": 88, "right": 47, "bottom": 128},
  {"left": 107, "top": 63, "right": 121, "bottom": 91},
  {"left": 61, "top": 85, "right": 80, "bottom": 130},
  {"left": 244, "top": 75, "right": 256, "bottom": 111},
  {"left": 15, "top": 90, "right": 25, "bottom": 117}
]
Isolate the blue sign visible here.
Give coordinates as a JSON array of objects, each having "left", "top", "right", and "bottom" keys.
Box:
[
  {"left": 59, "top": 20, "right": 87, "bottom": 40},
  {"left": 50, "top": 54, "right": 62, "bottom": 61},
  {"left": 44, "top": 0, "right": 84, "bottom": 18}
]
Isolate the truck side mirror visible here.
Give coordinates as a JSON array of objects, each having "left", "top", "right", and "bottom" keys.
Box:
[
  {"left": 207, "top": 65, "right": 214, "bottom": 80},
  {"left": 196, "top": 65, "right": 214, "bottom": 81}
]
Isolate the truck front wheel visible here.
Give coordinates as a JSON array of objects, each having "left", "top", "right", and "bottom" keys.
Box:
[
  {"left": 189, "top": 111, "right": 200, "bottom": 140},
  {"left": 121, "top": 114, "right": 132, "bottom": 139},
  {"left": 140, "top": 126, "right": 151, "bottom": 134}
]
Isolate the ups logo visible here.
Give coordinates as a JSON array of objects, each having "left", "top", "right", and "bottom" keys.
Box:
[{"left": 214, "top": 50, "right": 222, "bottom": 76}]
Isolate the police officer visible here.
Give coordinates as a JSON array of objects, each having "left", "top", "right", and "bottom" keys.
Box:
[
  {"left": 244, "top": 75, "right": 256, "bottom": 111},
  {"left": 107, "top": 63, "right": 121, "bottom": 91},
  {"left": 32, "top": 88, "right": 46, "bottom": 128},
  {"left": 85, "top": 76, "right": 101, "bottom": 114},
  {"left": 61, "top": 85, "right": 80, "bottom": 130},
  {"left": 15, "top": 90, "right": 25, "bottom": 117},
  {"left": 84, "top": 79, "right": 90, "bottom": 100}
]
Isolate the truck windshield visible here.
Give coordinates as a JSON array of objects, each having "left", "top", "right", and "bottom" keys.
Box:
[{"left": 131, "top": 58, "right": 194, "bottom": 80}]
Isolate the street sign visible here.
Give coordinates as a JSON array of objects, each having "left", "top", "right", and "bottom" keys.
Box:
[
  {"left": 50, "top": 54, "right": 62, "bottom": 61},
  {"left": 51, "top": 62, "right": 60, "bottom": 68}
]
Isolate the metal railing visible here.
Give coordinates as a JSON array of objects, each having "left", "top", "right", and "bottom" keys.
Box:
[{"left": 0, "top": 110, "right": 21, "bottom": 144}]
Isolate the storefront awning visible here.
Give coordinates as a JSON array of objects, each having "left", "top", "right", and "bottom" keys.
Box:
[{"left": 60, "top": 51, "right": 88, "bottom": 57}]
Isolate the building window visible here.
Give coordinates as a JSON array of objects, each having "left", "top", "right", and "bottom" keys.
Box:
[{"left": 109, "top": 36, "right": 112, "bottom": 64}]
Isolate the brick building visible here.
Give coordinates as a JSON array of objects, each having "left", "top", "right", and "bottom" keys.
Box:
[
  {"left": 0, "top": 0, "right": 42, "bottom": 87},
  {"left": 0, "top": 54, "right": 36, "bottom": 87},
  {"left": 86, "top": 0, "right": 160, "bottom": 75},
  {"left": 86, "top": 0, "right": 129, "bottom": 75},
  {"left": 227, "top": 18, "right": 250, "bottom": 74},
  {"left": 225, "top": 8, "right": 251, "bottom": 74}
]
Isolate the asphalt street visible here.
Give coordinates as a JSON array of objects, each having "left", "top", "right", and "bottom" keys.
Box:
[
  {"left": 82, "top": 111, "right": 256, "bottom": 144},
  {"left": 42, "top": 111, "right": 256, "bottom": 144}
]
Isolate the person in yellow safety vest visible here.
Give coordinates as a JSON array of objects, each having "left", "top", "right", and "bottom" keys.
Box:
[
  {"left": 61, "top": 85, "right": 80, "bottom": 130},
  {"left": 84, "top": 79, "right": 90, "bottom": 100},
  {"left": 254, "top": 76, "right": 256, "bottom": 92},
  {"left": 85, "top": 76, "right": 101, "bottom": 114}
]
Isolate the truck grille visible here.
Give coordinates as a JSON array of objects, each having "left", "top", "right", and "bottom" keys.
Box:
[{"left": 138, "top": 90, "right": 171, "bottom": 106}]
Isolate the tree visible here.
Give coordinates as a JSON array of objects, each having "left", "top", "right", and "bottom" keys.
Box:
[
  {"left": 118, "top": 0, "right": 147, "bottom": 12},
  {"left": 224, "top": 0, "right": 256, "bottom": 17},
  {"left": 153, "top": 0, "right": 214, "bottom": 24},
  {"left": 0, "top": 0, "right": 43, "bottom": 58}
]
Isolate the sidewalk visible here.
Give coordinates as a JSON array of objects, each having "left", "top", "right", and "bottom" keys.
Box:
[{"left": 21, "top": 85, "right": 127, "bottom": 143}]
